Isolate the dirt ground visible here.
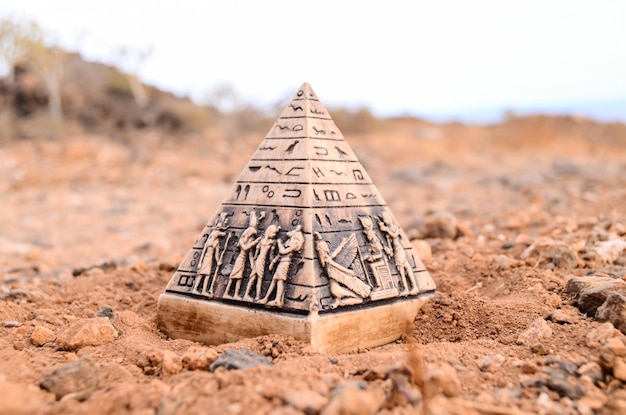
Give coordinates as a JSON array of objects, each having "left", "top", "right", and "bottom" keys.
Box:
[{"left": 1, "top": 116, "right": 625, "bottom": 414}]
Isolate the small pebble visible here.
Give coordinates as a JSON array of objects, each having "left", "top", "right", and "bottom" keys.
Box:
[{"left": 209, "top": 348, "right": 272, "bottom": 371}]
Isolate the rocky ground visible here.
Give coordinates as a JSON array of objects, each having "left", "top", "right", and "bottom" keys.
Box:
[{"left": 0, "top": 116, "right": 625, "bottom": 414}]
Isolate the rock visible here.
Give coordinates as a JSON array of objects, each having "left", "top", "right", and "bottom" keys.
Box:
[
  {"left": 136, "top": 350, "right": 163, "bottom": 376},
  {"left": 596, "top": 292, "right": 626, "bottom": 334},
  {"left": 182, "top": 346, "right": 219, "bottom": 370},
  {"left": 548, "top": 309, "right": 580, "bottom": 325},
  {"left": 410, "top": 240, "right": 432, "bottom": 261},
  {"left": 209, "top": 348, "right": 272, "bottom": 371},
  {"left": 614, "top": 358, "right": 626, "bottom": 381},
  {"left": 530, "top": 343, "right": 549, "bottom": 355},
  {"left": 56, "top": 317, "right": 119, "bottom": 351},
  {"left": 422, "top": 210, "right": 458, "bottom": 239},
  {"left": 516, "top": 318, "right": 553, "bottom": 346},
  {"left": 116, "top": 310, "right": 141, "bottom": 326},
  {"left": 161, "top": 350, "right": 182, "bottom": 377},
  {"left": 3, "top": 321, "right": 21, "bottom": 328},
  {"left": 30, "top": 326, "right": 55, "bottom": 346},
  {"left": 520, "top": 361, "right": 539, "bottom": 374},
  {"left": 558, "top": 361, "right": 578, "bottom": 376},
  {"left": 284, "top": 389, "right": 327, "bottom": 415},
  {"left": 578, "top": 376, "right": 608, "bottom": 410},
  {"left": 424, "top": 362, "right": 461, "bottom": 397},
  {"left": 546, "top": 369, "right": 586, "bottom": 399},
  {"left": 604, "top": 337, "right": 626, "bottom": 356},
  {"left": 478, "top": 354, "right": 504, "bottom": 372},
  {"left": 598, "top": 337, "right": 626, "bottom": 371},
  {"left": 585, "top": 323, "right": 620, "bottom": 348},
  {"left": 321, "top": 381, "right": 385, "bottom": 415},
  {"left": 552, "top": 245, "right": 580, "bottom": 269},
  {"left": 94, "top": 306, "right": 114, "bottom": 319},
  {"left": 591, "top": 239, "right": 626, "bottom": 264},
  {"left": 39, "top": 355, "right": 99, "bottom": 400},
  {"left": 494, "top": 254, "right": 518, "bottom": 270},
  {"left": 587, "top": 267, "right": 626, "bottom": 279},
  {"left": 566, "top": 275, "right": 626, "bottom": 315},
  {"left": 0, "top": 381, "right": 46, "bottom": 415},
  {"left": 576, "top": 362, "right": 602, "bottom": 383}
]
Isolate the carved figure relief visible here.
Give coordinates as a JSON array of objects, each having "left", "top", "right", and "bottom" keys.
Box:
[
  {"left": 315, "top": 232, "right": 372, "bottom": 308},
  {"left": 378, "top": 212, "right": 419, "bottom": 296},
  {"left": 223, "top": 211, "right": 265, "bottom": 299},
  {"left": 243, "top": 224, "right": 280, "bottom": 302},
  {"left": 193, "top": 213, "right": 229, "bottom": 296},
  {"left": 259, "top": 225, "right": 305, "bottom": 308}
]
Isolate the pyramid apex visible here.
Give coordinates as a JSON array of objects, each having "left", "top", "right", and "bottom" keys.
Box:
[{"left": 291, "top": 82, "right": 319, "bottom": 101}]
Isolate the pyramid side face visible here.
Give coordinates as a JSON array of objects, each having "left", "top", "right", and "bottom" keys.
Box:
[{"left": 164, "top": 83, "right": 435, "bottom": 315}]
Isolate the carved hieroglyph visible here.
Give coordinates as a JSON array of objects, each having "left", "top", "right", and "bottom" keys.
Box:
[{"left": 157, "top": 83, "right": 436, "bottom": 352}]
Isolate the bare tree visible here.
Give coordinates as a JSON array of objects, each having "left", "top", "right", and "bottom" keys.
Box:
[
  {"left": 113, "top": 46, "right": 152, "bottom": 108},
  {"left": 0, "top": 19, "right": 43, "bottom": 82},
  {"left": 30, "top": 43, "right": 64, "bottom": 120}
]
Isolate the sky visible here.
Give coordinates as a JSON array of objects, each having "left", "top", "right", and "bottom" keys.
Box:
[{"left": 1, "top": 0, "right": 625, "bottom": 122}]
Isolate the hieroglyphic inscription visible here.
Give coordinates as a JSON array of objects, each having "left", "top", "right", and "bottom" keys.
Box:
[
  {"left": 285, "top": 167, "right": 304, "bottom": 176},
  {"left": 314, "top": 146, "right": 328, "bottom": 156},
  {"left": 262, "top": 185, "right": 275, "bottom": 198},
  {"left": 285, "top": 140, "right": 299, "bottom": 154},
  {"left": 312, "top": 167, "right": 325, "bottom": 178},
  {"left": 335, "top": 146, "right": 348, "bottom": 158},
  {"left": 235, "top": 184, "right": 250, "bottom": 200},
  {"left": 265, "top": 165, "right": 282, "bottom": 175},
  {"left": 283, "top": 189, "right": 302, "bottom": 198},
  {"left": 324, "top": 190, "right": 341, "bottom": 202}
]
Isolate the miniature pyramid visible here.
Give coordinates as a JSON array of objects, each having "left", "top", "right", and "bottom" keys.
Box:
[{"left": 158, "top": 83, "right": 436, "bottom": 352}]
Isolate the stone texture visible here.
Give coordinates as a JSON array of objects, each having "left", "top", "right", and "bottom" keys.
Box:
[
  {"left": 424, "top": 362, "right": 461, "bottom": 397},
  {"left": 596, "top": 292, "right": 626, "bottom": 334},
  {"left": 548, "top": 308, "right": 580, "bottom": 325},
  {"left": 56, "top": 317, "right": 119, "bottom": 351},
  {"left": 39, "top": 355, "right": 100, "bottom": 400},
  {"left": 284, "top": 389, "right": 327, "bottom": 415},
  {"left": 321, "top": 381, "right": 385, "bottom": 415},
  {"left": 161, "top": 350, "right": 183, "bottom": 377},
  {"left": 613, "top": 357, "right": 626, "bottom": 381},
  {"left": 209, "top": 348, "right": 272, "bottom": 371},
  {"left": 566, "top": 275, "right": 626, "bottom": 315},
  {"left": 94, "top": 306, "right": 114, "bottom": 318},
  {"left": 182, "top": 346, "right": 219, "bottom": 370},
  {"left": 585, "top": 323, "right": 620, "bottom": 348},
  {"left": 30, "top": 326, "right": 55, "bottom": 346},
  {"left": 516, "top": 317, "right": 553, "bottom": 345},
  {"left": 116, "top": 310, "right": 141, "bottom": 326}
]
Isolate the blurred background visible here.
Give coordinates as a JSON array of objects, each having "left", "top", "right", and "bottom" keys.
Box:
[{"left": 0, "top": 0, "right": 625, "bottom": 140}]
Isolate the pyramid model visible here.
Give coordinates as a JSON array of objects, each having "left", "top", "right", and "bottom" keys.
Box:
[{"left": 163, "top": 83, "right": 435, "bottom": 317}]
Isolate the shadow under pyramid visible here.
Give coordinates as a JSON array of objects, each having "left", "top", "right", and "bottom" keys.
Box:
[{"left": 157, "top": 83, "right": 436, "bottom": 353}]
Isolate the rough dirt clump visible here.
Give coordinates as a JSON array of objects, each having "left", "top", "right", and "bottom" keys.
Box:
[{"left": 0, "top": 115, "right": 625, "bottom": 414}]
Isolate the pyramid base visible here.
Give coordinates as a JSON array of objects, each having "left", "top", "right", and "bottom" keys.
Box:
[{"left": 157, "top": 292, "right": 434, "bottom": 353}]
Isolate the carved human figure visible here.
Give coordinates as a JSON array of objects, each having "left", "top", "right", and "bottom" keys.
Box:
[
  {"left": 259, "top": 225, "right": 304, "bottom": 308},
  {"left": 378, "top": 212, "right": 419, "bottom": 296},
  {"left": 193, "top": 213, "right": 229, "bottom": 295},
  {"left": 223, "top": 211, "right": 265, "bottom": 299},
  {"left": 358, "top": 216, "right": 386, "bottom": 288},
  {"left": 243, "top": 224, "right": 280, "bottom": 302},
  {"left": 315, "top": 232, "right": 371, "bottom": 308}
]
